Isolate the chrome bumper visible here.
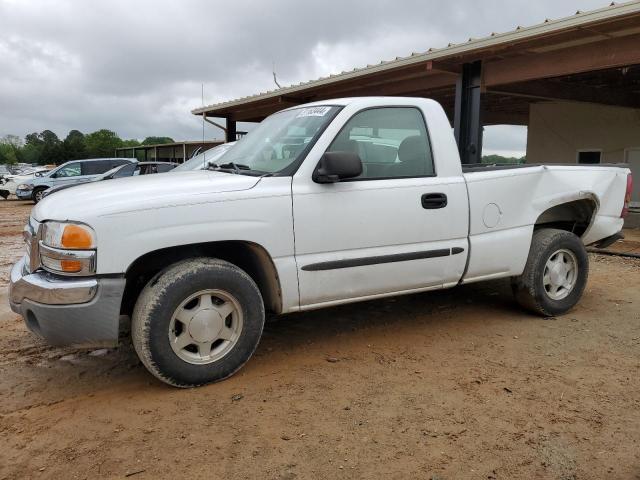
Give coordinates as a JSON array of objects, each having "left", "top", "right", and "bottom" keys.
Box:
[
  {"left": 9, "top": 257, "right": 126, "bottom": 346},
  {"left": 10, "top": 257, "right": 97, "bottom": 305}
]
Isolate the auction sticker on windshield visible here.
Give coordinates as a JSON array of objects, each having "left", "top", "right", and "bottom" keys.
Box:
[{"left": 296, "top": 106, "right": 332, "bottom": 118}]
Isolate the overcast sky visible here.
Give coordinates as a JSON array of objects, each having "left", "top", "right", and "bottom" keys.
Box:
[{"left": 0, "top": 0, "right": 611, "bottom": 157}]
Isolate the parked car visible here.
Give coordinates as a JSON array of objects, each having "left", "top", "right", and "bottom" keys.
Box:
[
  {"left": 42, "top": 161, "right": 177, "bottom": 199},
  {"left": 1, "top": 166, "right": 52, "bottom": 199},
  {"left": 172, "top": 142, "right": 236, "bottom": 172},
  {"left": 9, "top": 97, "right": 632, "bottom": 387},
  {"left": 16, "top": 158, "right": 134, "bottom": 203}
]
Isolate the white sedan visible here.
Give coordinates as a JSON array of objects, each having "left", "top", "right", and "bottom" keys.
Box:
[{"left": 0, "top": 166, "right": 51, "bottom": 199}]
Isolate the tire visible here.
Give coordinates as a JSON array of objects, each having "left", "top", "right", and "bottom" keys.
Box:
[
  {"left": 0, "top": 190, "right": 8, "bottom": 200},
  {"left": 33, "top": 188, "right": 47, "bottom": 204},
  {"left": 131, "top": 258, "right": 265, "bottom": 387},
  {"left": 512, "top": 228, "right": 589, "bottom": 317}
]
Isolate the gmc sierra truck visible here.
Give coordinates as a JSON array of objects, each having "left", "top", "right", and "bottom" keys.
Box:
[{"left": 9, "top": 97, "right": 633, "bottom": 387}]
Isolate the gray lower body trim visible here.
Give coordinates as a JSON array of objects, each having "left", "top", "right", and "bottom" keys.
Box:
[{"left": 301, "top": 247, "right": 465, "bottom": 272}]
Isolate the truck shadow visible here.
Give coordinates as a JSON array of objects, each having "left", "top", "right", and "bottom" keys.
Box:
[
  {"left": 260, "top": 278, "right": 527, "bottom": 350},
  {"left": 2, "top": 277, "right": 538, "bottom": 408}
]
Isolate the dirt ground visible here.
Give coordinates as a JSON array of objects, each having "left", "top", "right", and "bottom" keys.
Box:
[{"left": 0, "top": 199, "right": 639, "bottom": 480}]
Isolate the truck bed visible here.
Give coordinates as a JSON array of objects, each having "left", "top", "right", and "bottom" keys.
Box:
[
  {"left": 462, "top": 163, "right": 628, "bottom": 173},
  {"left": 459, "top": 162, "right": 629, "bottom": 284}
]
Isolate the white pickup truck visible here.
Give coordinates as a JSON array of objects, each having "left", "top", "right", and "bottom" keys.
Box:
[{"left": 9, "top": 97, "right": 632, "bottom": 387}]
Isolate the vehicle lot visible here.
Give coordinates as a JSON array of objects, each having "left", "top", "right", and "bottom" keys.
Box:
[{"left": 0, "top": 200, "right": 638, "bottom": 479}]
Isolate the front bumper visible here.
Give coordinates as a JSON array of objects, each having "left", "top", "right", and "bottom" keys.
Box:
[
  {"left": 9, "top": 257, "right": 126, "bottom": 346},
  {"left": 15, "top": 189, "right": 33, "bottom": 200}
]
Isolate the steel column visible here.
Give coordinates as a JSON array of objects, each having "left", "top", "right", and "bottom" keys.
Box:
[
  {"left": 226, "top": 117, "right": 237, "bottom": 142},
  {"left": 453, "top": 61, "right": 483, "bottom": 164}
]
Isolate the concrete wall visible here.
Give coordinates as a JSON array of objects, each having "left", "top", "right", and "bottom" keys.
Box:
[{"left": 526, "top": 102, "right": 640, "bottom": 164}]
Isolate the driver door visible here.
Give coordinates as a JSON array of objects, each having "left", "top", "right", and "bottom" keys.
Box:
[{"left": 292, "top": 106, "right": 468, "bottom": 308}]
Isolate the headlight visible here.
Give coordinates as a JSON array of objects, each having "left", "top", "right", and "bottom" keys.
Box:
[
  {"left": 40, "top": 221, "right": 96, "bottom": 275},
  {"left": 17, "top": 184, "right": 33, "bottom": 191},
  {"left": 42, "top": 222, "right": 96, "bottom": 249}
]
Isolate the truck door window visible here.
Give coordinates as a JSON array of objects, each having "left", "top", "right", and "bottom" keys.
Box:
[{"left": 326, "top": 107, "right": 434, "bottom": 179}]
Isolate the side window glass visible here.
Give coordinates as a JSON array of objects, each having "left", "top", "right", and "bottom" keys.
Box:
[
  {"left": 55, "top": 163, "right": 82, "bottom": 178},
  {"left": 326, "top": 107, "right": 434, "bottom": 179},
  {"left": 112, "top": 164, "right": 136, "bottom": 178},
  {"left": 82, "top": 161, "right": 112, "bottom": 175}
]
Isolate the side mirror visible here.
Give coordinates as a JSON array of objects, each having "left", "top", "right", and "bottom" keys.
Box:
[{"left": 313, "top": 151, "right": 363, "bottom": 184}]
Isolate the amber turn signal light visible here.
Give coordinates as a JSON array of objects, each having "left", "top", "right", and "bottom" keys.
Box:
[{"left": 61, "top": 225, "right": 94, "bottom": 249}]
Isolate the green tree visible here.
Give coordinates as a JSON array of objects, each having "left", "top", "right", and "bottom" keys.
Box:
[
  {"left": 39, "top": 130, "right": 64, "bottom": 164},
  {"left": 0, "top": 143, "right": 18, "bottom": 164},
  {"left": 22, "top": 132, "right": 44, "bottom": 164},
  {"left": 2, "top": 134, "right": 23, "bottom": 148},
  {"left": 62, "top": 130, "right": 87, "bottom": 160},
  {"left": 85, "top": 129, "right": 123, "bottom": 158},
  {"left": 141, "top": 136, "right": 174, "bottom": 145},
  {"left": 0, "top": 135, "right": 22, "bottom": 164},
  {"left": 481, "top": 154, "right": 526, "bottom": 165},
  {"left": 121, "top": 139, "right": 141, "bottom": 147}
]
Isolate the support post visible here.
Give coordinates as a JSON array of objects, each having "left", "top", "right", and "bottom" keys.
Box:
[
  {"left": 453, "top": 61, "right": 483, "bottom": 164},
  {"left": 226, "top": 117, "right": 237, "bottom": 142},
  {"left": 182, "top": 144, "right": 187, "bottom": 163}
]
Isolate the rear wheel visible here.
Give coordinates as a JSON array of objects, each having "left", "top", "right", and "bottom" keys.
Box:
[
  {"left": 131, "top": 258, "right": 265, "bottom": 387},
  {"left": 512, "top": 228, "right": 589, "bottom": 316}
]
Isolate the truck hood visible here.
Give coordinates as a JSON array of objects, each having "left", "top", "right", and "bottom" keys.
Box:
[{"left": 33, "top": 171, "right": 261, "bottom": 222}]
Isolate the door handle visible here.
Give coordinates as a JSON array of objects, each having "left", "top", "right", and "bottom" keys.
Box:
[{"left": 421, "top": 193, "right": 447, "bottom": 209}]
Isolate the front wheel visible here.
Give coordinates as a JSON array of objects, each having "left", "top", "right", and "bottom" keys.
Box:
[
  {"left": 33, "top": 188, "right": 47, "bottom": 203},
  {"left": 512, "top": 228, "right": 589, "bottom": 316},
  {"left": 131, "top": 258, "right": 265, "bottom": 387}
]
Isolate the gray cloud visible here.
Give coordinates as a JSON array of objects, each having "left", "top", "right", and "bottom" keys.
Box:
[{"left": 0, "top": 0, "right": 610, "bottom": 155}]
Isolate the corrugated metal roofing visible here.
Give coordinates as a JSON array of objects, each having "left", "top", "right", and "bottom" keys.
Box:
[{"left": 192, "top": 1, "right": 640, "bottom": 115}]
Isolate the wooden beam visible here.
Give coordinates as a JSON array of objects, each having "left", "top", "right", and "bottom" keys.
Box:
[
  {"left": 482, "top": 110, "right": 529, "bottom": 126},
  {"left": 426, "top": 60, "right": 460, "bottom": 75},
  {"left": 313, "top": 72, "right": 455, "bottom": 99},
  {"left": 489, "top": 78, "right": 640, "bottom": 109},
  {"left": 484, "top": 34, "right": 640, "bottom": 86},
  {"left": 279, "top": 95, "right": 314, "bottom": 105},
  {"left": 228, "top": 73, "right": 457, "bottom": 121}
]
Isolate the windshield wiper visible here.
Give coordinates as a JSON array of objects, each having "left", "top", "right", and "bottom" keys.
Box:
[
  {"left": 218, "top": 162, "right": 251, "bottom": 173},
  {"left": 208, "top": 162, "right": 268, "bottom": 176}
]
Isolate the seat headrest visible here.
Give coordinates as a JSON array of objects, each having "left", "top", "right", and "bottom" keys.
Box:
[{"left": 397, "top": 135, "right": 429, "bottom": 175}]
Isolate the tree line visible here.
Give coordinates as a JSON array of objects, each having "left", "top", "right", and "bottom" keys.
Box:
[
  {"left": 0, "top": 130, "right": 175, "bottom": 166},
  {"left": 1, "top": 130, "right": 525, "bottom": 166}
]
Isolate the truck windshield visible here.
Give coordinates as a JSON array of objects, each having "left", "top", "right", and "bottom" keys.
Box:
[
  {"left": 215, "top": 105, "right": 340, "bottom": 174},
  {"left": 173, "top": 142, "right": 235, "bottom": 172}
]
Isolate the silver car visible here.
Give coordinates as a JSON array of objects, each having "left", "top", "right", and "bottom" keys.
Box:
[{"left": 16, "top": 158, "right": 134, "bottom": 203}]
